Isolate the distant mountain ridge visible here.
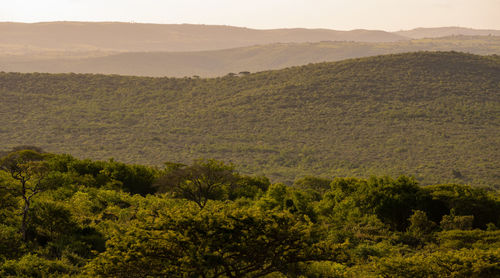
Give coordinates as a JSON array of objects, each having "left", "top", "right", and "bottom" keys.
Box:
[
  {"left": 2, "top": 22, "right": 499, "bottom": 54},
  {"left": 2, "top": 22, "right": 500, "bottom": 77},
  {"left": 2, "top": 36, "right": 499, "bottom": 77},
  {"left": 395, "top": 27, "right": 500, "bottom": 38},
  {"left": 0, "top": 22, "right": 407, "bottom": 53}
]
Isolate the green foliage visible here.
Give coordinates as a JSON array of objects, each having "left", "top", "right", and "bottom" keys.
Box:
[
  {"left": 0, "top": 224, "right": 24, "bottom": 260},
  {"left": 0, "top": 254, "right": 76, "bottom": 277},
  {"left": 437, "top": 229, "right": 500, "bottom": 250},
  {"left": 100, "top": 160, "right": 157, "bottom": 195},
  {"left": 64, "top": 157, "right": 158, "bottom": 195},
  {"left": 86, "top": 204, "right": 324, "bottom": 277},
  {"left": 406, "top": 210, "right": 437, "bottom": 244},
  {"left": 0, "top": 175, "right": 18, "bottom": 225},
  {"left": 230, "top": 175, "right": 270, "bottom": 200},
  {"left": 0, "top": 148, "right": 53, "bottom": 241},
  {"left": 29, "top": 200, "right": 76, "bottom": 245},
  {"left": 154, "top": 159, "right": 237, "bottom": 208},
  {"left": 423, "top": 184, "right": 500, "bottom": 228},
  {"left": 0, "top": 51, "right": 498, "bottom": 278},
  {"left": 440, "top": 211, "right": 474, "bottom": 231},
  {"left": 0, "top": 150, "right": 499, "bottom": 276},
  {"left": 300, "top": 261, "right": 348, "bottom": 278},
  {"left": 318, "top": 176, "right": 425, "bottom": 231},
  {"left": 294, "top": 176, "right": 331, "bottom": 201},
  {"left": 376, "top": 249, "right": 500, "bottom": 278},
  {"left": 267, "top": 183, "right": 288, "bottom": 205}
]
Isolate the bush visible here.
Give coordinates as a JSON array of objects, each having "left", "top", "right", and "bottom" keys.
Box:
[
  {"left": 376, "top": 249, "right": 500, "bottom": 278},
  {"left": 0, "top": 254, "right": 76, "bottom": 277}
]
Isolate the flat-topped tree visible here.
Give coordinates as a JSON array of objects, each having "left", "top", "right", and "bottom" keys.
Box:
[{"left": 154, "top": 159, "right": 237, "bottom": 209}]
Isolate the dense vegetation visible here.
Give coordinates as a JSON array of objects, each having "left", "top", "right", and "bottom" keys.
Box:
[
  {"left": 1, "top": 52, "right": 499, "bottom": 187},
  {"left": 2, "top": 36, "right": 499, "bottom": 77},
  {"left": 0, "top": 147, "right": 499, "bottom": 277}
]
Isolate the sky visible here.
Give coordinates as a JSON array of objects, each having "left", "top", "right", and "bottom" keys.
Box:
[{"left": 1, "top": 0, "right": 500, "bottom": 31}]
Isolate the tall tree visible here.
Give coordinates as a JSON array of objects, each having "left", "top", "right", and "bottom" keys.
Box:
[{"left": 0, "top": 149, "right": 48, "bottom": 241}]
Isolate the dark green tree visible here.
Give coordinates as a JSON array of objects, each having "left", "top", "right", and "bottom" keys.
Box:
[
  {"left": 154, "top": 159, "right": 237, "bottom": 208},
  {"left": 406, "top": 210, "right": 437, "bottom": 244},
  {"left": 0, "top": 149, "right": 49, "bottom": 241}
]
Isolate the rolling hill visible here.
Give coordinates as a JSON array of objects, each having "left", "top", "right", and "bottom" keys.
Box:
[
  {"left": 1, "top": 36, "right": 499, "bottom": 77},
  {"left": 0, "top": 21, "right": 408, "bottom": 54},
  {"left": 395, "top": 27, "right": 500, "bottom": 38},
  {"left": 1, "top": 52, "right": 499, "bottom": 186}
]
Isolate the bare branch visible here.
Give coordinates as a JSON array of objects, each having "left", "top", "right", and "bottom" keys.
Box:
[{"left": 27, "top": 190, "right": 40, "bottom": 202}]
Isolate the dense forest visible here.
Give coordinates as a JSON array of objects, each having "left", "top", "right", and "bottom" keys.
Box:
[
  {"left": 1, "top": 52, "right": 499, "bottom": 187},
  {"left": 2, "top": 36, "right": 499, "bottom": 77},
  {"left": 0, "top": 146, "right": 499, "bottom": 277}
]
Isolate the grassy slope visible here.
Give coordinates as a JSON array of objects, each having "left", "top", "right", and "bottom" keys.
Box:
[
  {"left": 1, "top": 36, "right": 499, "bottom": 77},
  {"left": 1, "top": 52, "right": 499, "bottom": 186}
]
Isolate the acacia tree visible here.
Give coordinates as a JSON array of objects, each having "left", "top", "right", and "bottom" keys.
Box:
[
  {"left": 0, "top": 149, "right": 49, "bottom": 241},
  {"left": 154, "top": 159, "right": 237, "bottom": 209},
  {"left": 87, "top": 204, "right": 335, "bottom": 277}
]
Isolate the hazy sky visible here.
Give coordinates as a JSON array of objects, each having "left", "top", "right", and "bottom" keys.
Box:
[{"left": 1, "top": 0, "right": 499, "bottom": 31}]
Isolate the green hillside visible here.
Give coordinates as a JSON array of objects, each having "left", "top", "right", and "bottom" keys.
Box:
[
  {"left": 1, "top": 52, "right": 499, "bottom": 186},
  {"left": 1, "top": 36, "right": 499, "bottom": 77}
]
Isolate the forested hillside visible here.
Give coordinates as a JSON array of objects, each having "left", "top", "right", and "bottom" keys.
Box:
[
  {"left": 1, "top": 52, "right": 499, "bottom": 187},
  {"left": 2, "top": 36, "right": 499, "bottom": 77}
]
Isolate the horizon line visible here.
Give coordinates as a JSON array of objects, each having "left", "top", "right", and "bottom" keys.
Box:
[{"left": 2, "top": 20, "right": 499, "bottom": 33}]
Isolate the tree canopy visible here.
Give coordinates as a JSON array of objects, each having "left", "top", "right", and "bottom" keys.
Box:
[{"left": 0, "top": 148, "right": 498, "bottom": 277}]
